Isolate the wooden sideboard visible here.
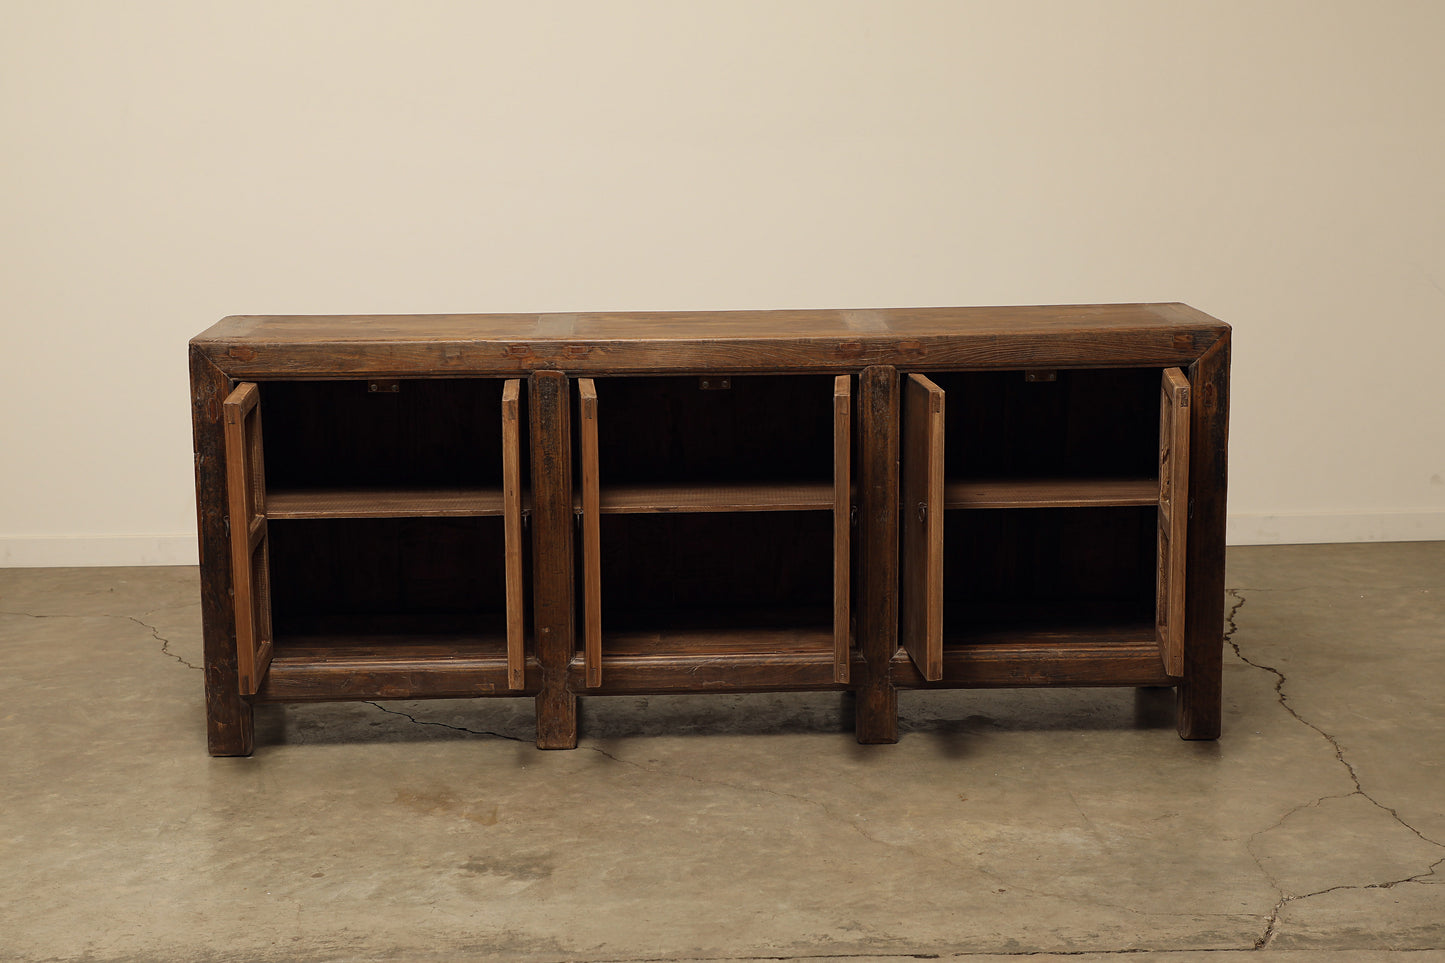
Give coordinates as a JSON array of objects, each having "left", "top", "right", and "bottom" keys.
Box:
[{"left": 189, "top": 304, "right": 1229, "bottom": 754}]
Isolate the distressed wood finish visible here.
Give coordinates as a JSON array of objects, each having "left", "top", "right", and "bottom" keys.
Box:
[
  {"left": 192, "top": 304, "right": 1227, "bottom": 378},
  {"left": 190, "top": 304, "right": 1229, "bottom": 753},
  {"left": 854, "top": 366, "right": 900, "bottom": 743},
  {"left": 1177, "top": 333, "right": 1230, "bottom": 739},
  {"left": 529, "top": 371, "right": 578, "bottom": 748},
  {"left": 189, "top": 346, "right": 254, "bottom": 755}
]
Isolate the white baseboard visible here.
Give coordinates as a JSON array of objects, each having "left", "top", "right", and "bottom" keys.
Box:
[
  {"left": 1227, "top": 511, "right": 1445, "bottom": 546},
  {"left": 0, "top": 535, "right": 198, "bottom": 568},
  {"left": 2, "top": 514, "right": 1442, "bottom": 567}
]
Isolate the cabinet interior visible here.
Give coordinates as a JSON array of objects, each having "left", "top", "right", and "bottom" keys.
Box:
[
  {"left": 591, "top": 512, "right": 835, "bottom": 646},
  {"left": 940, "top": 506, "right": 1156, "bottom": 645},
  {"left": 258, "top": 379, "right": 526, "bottom": 655},
  {"left": 579, "top": 374, "right": 844, "bottom": 661},
  {"left": 913, "top": 368, "right": 1169, "bottom": 655},
  {"left": 931, "top": 367, "right": 1160, "bottom": 484}
]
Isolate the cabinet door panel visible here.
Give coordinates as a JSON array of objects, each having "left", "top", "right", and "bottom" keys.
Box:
[
  {"left": 1156, "top": 367, "right": 1191, "bottom": 675},
  {"left": 578, "top": 378, "right": 603, "bottom": 687},
  {"left": 833, "top": 375, "right": 852, "bottom": 683},
  {"left": 901, "top": 374, "right": 944, "bottom": 681},
  {"left": 222, "top": 382, "right": 274, "bottom": 695},
  {"left": 502, "top": 379, "right": 527, "bottom": 689}
]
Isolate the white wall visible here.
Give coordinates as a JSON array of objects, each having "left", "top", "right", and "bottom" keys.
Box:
[{"left": 3, "top": 0, "right": 1443, "bottom": 565}]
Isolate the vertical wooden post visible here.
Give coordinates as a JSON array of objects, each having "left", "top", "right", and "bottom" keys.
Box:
[
  {"left": 189, "top": 345, "right": 255, "bottom": 756},
  {"left": 529, "top": 371, "right": 579, "bottom": 748},
  {"left": 855, "top": 365, "right": 900, "bottom": 744},
  {"left": 1177, "top": 332, "right": 1230, "bottom": 739}
]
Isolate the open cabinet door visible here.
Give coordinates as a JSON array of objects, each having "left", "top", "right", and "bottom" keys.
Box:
[
  {"left": 222, "top": 382, "right": 274, "bottom": 696},
  {"left": 577, "top": 378, "right": 602, "bottom": 688},
  {"left": 1156, "top": 368, "right": 1191, "bottom": 676},
  {"left": 833, "top": 376, "right": 852, "bottom": 683},
  {"left": 502, "top": 380, "right": 527, "bottom": 690},
  {"left": 901, "top": 374, "right": 944, "bottom": 681}
]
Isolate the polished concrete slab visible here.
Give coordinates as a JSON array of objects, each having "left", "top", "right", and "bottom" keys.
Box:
[{"left": 1, "top": 543, "right": 1441, "bottom": 962}]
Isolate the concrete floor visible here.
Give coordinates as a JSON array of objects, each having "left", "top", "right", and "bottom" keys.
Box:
[{"left": 1, "top": 543, "right": 1442, "bottom": 962}]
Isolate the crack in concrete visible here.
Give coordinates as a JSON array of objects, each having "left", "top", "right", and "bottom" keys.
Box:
[
  {"left": 1254, "top": 852, "right": 1445, "bottom": 950},
  {"left": 0, "top": 609, "right": 202, "bottom": 671},
  {"left": 363, "top": 701, "right": 529, "bottom": 743},
  {"left": 1225, "top": 588, "right": 1445, "bottom": 949},
  {"left": 129, "top": 615, "right": 202, "bottom": 671}
]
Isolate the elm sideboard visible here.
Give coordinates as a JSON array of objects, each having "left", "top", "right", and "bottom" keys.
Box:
[{"left": 189, "top": 304, "right": 1230, "bottom": 754}]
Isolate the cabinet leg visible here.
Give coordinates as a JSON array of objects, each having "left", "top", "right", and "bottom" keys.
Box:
[
  {"left": 855, "top": 683, "right": 898, "bottom": 744},
  {"left": 1178, "top": 332, "right": 1229, "bottom": 741},
  {"left": 535, "top": 689, "right": 577, "bottom": 750},
  {"left": 529, "top": 371, "right": 578, "bottom": 750},
  {"left": 192, "top": 347, "right": 255, "bottom": 756},
  {"left": 205, "top": 672, "right": 255, "bottom": 756},
  {"left": 856, "top": 365, "right": 900, "bottom": 745},
  {"left": 1177, "top": 675, "right": 1221, "bottom": 740}
]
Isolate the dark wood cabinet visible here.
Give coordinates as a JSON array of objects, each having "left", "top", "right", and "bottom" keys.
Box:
[{"left": 190, "top": 304, "right": 1229, "bottom": 754}]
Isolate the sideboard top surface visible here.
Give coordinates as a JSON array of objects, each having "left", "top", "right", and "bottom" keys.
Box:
[{"left": 192, "top": 302, "right": 1229, "bottom": 378}]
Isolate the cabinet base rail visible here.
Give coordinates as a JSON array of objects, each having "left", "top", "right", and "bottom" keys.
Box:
[{"left": 252, "top": 642, "right": 1175, "bottom": 704}]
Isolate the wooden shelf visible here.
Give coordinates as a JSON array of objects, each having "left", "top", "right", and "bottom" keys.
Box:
[
  {"left": 575, "top": 480, "right": 837, "bottom": 514},
  {"left": 890, "top": 620, "right": 1174, "bottom": 688},
  {"left": 267, "top": 486, "right": 512, "bottom": 519},
  {"left": 942, "top": 476, "right": 1157, "bottom": 509},
  {"left": 570, "top": 624, "right": 841, "bottom": 693},
  {"left": 943, "top": 619, "right": 1157, "bottom": 647},
  {"left": 603, "top": 624, "right": 836, "bottom": 657},
  {"left": 256, "top": 624, "right": 527, "bottom": 701}
]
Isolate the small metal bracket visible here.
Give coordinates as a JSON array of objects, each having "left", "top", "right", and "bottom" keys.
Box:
[
  {"left": 367, "top": 379, "right": 401, "bottom": 393},
  {"left": 1023, "top": 369, "right": 1057, "bottom": 383},
  {"left": 699, "top": 376, "right": 732, "bottom": 391}
]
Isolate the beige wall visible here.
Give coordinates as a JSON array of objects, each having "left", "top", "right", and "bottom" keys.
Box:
[{"left": 3, "top": 0, "right": 1443, "bottom": 565}]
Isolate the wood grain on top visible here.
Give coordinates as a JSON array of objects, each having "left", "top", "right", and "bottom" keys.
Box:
[{"left": 192, "top": 304, "right": 1229, "bottom": 378}]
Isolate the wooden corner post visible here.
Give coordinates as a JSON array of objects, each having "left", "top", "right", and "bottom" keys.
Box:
[
  {"left": 189, "top": 345, "right": 255, "bottom": 756},
  {"left": 529, "top": 371, "right": 579, "bottom": 748},
  {"left": 1177, "top": 332, "right": 1230, "bottom": 739},
  {"left": 855, "top": 365, "right": 900, "bottom": 743}
]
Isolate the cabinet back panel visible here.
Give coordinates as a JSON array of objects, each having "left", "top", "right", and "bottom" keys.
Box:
[
  {"left": 268, "top": 517, "right": 514, "bottom": 625},
  {"left": 941, "top": 507, "right": 1155, "bottom": 626},
  {"left": 590, "top": 375, "right": 835, "bottom": 484},
  {"left": 591, "top": 512, "right": 833, "bottom": 630},
  {"left": 260, "top": 380, "right": 522, "bottom": 489},
  {"left": 929, "top": 369, "right": 1159, "bottom": 480}
]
